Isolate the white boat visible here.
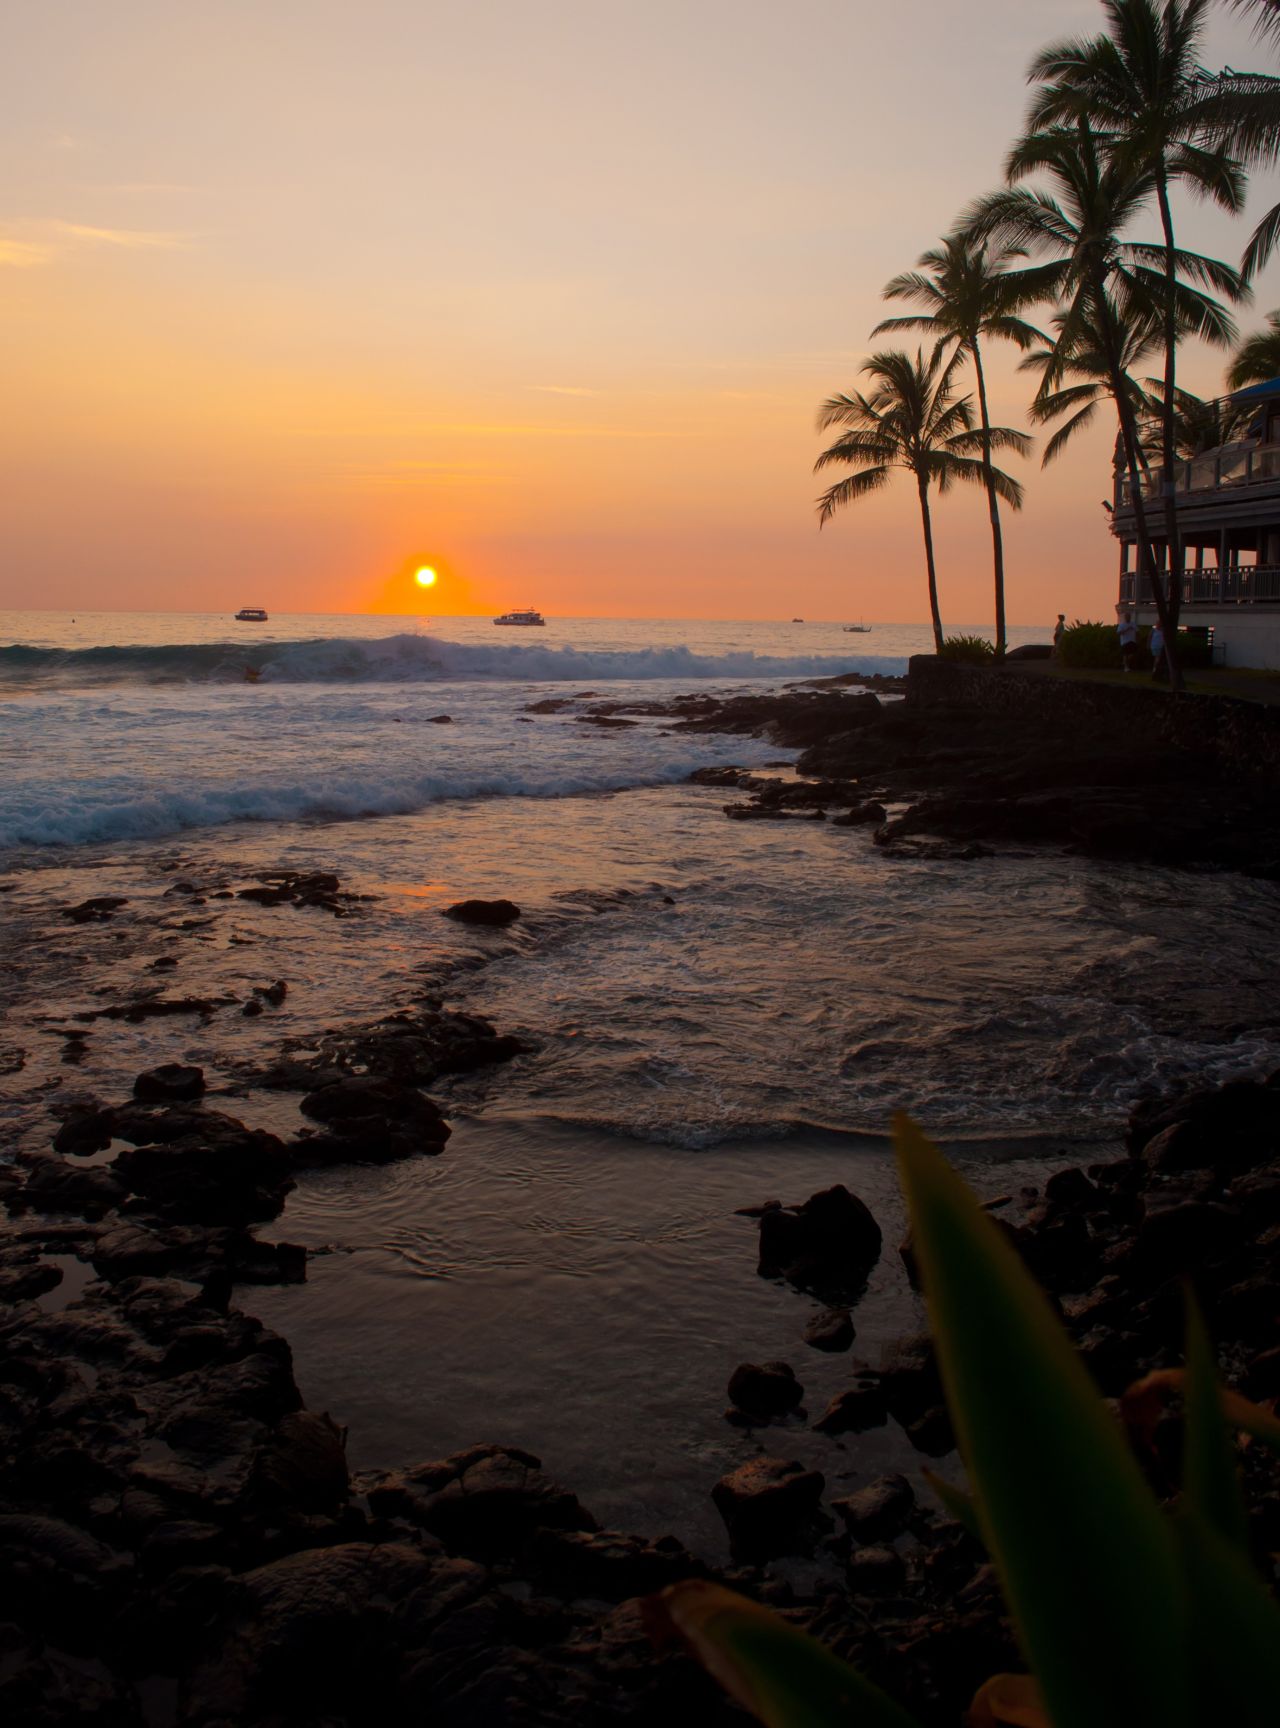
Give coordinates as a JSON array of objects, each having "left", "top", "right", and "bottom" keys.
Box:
[
  {"left": 235, "top": 607, "right": 268, "bottom": 622},
  {"left": 843, "top": 620, "right": 872, "bottom": 633},
  {"left": 493, "top": 608, "right": 546, "bottom": 627}
]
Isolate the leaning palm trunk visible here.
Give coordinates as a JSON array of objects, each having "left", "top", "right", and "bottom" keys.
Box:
[
  {"left": 916, "top": 476, "right": 945, "bottom": 652},
  {"left": 970, "top": 339, "right": 1007, "bottom": 656},
  {"left": 1155, "top": 171, "right": 1184, "bottom": 632},
  {"left": 1098, "top": 280, "right": 1183, "bottom": 689}
]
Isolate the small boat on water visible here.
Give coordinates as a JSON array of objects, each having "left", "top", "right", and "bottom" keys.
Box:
[
  {"left": 843, "top": 620, "right": 872, "bottom": 633},
  {"left": 493, "top": 608, "right": 546, "bottom": 627},
  {"left": 235, "top": 607, "right": 268, "bottom": 622}
]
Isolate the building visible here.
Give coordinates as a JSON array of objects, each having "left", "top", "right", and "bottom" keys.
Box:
[{"left": 1110, "top": 376, "right": 1280, "bottom": 666}]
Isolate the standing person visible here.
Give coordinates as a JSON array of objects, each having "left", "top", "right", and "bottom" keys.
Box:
[
  {"left": 1117, "top": 611, "right": 1139, "bottom": 672},
  {"left": 1052, "top": 614, "right": 1066, "bottom": 659},
  {"left": 1149, "top": 620, "right": 1168, "bottom": 682}
]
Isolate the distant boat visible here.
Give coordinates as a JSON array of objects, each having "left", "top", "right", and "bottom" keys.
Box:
[
  {"left": 843, "top": 620, "right": 872, "bottom": 633},
  {"left": 235, "top": 607, "right": 268, "bottom": 622},
  {"left": 493, "top": 608, "right": 546, "bottom": 627},
  {"left": 791, "top": 617, "right": 804, "bottom": 623}
]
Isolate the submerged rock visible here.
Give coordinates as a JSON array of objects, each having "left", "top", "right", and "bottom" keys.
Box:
[
  {"left": 132, "top": 1063, "right": 205, "bottom": 1104},
  {"left": 803, "top": 1307, "right": 855, "bottom": 1352},
  {"left": 442, "top": 897, "right": 522, "bottom": 926},
  {"left": 726, "top": 1360, "right": 803, "bottom": 1420},
  {"left": 710, "top": 1456, "right": 828, "bottom": 1562}
]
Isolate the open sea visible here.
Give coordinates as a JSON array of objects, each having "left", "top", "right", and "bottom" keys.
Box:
[{"left": 5, "top": 608, "right": 1280, "bottom": 1553}]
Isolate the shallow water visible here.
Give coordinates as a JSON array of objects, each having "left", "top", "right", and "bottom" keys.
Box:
[{"left": 4, "top": 610, "right": 1279, "bottom": 1557}]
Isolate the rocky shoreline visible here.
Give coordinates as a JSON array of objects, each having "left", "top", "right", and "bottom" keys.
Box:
[{"left": 3, "top": 675, "right": 1279, "bottom": 1726}]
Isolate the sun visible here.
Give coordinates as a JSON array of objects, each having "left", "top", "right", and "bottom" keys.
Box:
[{"left": 414, "top": 566, "right": 438, "bottom": 589}]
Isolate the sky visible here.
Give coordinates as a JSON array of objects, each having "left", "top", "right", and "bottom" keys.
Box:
[{"left": 3, "top": 0, "right": 1280, "bottom": 626}]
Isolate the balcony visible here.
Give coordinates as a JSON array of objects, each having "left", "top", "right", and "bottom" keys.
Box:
[
  {"left": 1116, "top": 442, "right": 1280, "bottom": 507},
  {"left": 1119, "top": 564, "right": 1280, "bottom": 606}
]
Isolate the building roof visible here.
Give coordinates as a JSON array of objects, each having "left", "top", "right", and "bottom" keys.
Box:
[{"left": 1227, "top": 377, "right": 1280, "bottom": 404}]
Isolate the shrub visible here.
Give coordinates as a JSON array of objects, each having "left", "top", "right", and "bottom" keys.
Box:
[
  {"left": 650, "top": 1116, "right": 1280, "bottom": 1728},
  {"left": 1057, "top": 620, "right": 1122, "bottom": 669},
  {"left": 938, "top": 634, "right": 995, "bottom": 665}
]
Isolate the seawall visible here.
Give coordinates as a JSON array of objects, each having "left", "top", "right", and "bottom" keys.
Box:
[{"left": 905, "top": 656, "right": 1280, "bottom": 789}]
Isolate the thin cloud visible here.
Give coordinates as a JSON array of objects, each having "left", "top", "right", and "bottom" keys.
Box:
[
  {"left": 0, "top": 239, "right": 54, "bottom": 268},
  {"left": 530, "top": 385, "right": 599, "bottom": 397},
  {"left": 53, "top": 221, "right": 189, "bottom": 250}
]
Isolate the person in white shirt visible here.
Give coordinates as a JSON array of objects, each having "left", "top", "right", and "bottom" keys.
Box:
[
  {"left": 1117, "top": 612, "right": 1138, "bottom": 671},
  {"left": 1149, "top": 622, "right": 1167, "bottom": 682}
]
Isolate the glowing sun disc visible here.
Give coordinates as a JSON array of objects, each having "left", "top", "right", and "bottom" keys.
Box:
[{"left": 414, "top": 566, "right": 438, "bottom": 588}]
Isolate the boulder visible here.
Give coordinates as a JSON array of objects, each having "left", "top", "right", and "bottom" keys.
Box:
[
  {"left": 845, "top": 1545, "right": 907, "bottom": 1593},
  {"left": 814, "top": 1381, "right": 887, "bottom": 1435},
  {"left": 726, "top": 1361, "right": 803, "bottom": 1420},
  {"left": 757, "top": 1185, "right": 882, "bottom": 1302},
  {"left": 710, "top": 1457, "right": 828, "bottom": 1562},
  {"left": 363, "top": 1444, "right": 595, "bottom": 1560},
  {"left": 803, "top": 1307, "right": 855, "bottom": 1352},
  {"left": 831, "top": 1473, "right": 915, "bottom": 1542},
  {"left": 133, "top": 1064, "right": 206, "bottom": 1104},
  {"left": 442, "top": 898, "right": 521, "bottom": 927}
]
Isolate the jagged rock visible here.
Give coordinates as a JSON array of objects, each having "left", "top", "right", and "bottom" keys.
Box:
[
  {"left": 363, "top": 1445, "right": 596, "bottom": 1560},
  {"left": 710, "top": 1457, "right": 828, "bottom": 1562},
  {"left": 254, "top": 1412, "right": 349, "bottom": 1513},
  {"left": 294, "top": 1077, "right": 450, "bottom": 1164}
]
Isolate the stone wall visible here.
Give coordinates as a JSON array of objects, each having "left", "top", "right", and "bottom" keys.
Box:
[{"left": 906, "top": 656, "right": 1280, "bottom": 788}]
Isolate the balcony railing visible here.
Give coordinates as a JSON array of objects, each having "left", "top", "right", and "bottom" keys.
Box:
[
  {"left": 1115, "top": 442, "right": 1280, "bottom": 507},
  {"left": 1118, "top": 564, "right": 1280, "bottom": 605}
]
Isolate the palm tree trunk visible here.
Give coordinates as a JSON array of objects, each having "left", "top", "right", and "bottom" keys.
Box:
[
  {"left": 916, "top": 473, "right": 945, "bottom": 653},
  {"left": 970, "top": 337, "right": 1007, "bottom": 657},
  {"left": 1155, "top": 170, "right": 1184, "bottom": 633},
  {"left": 1103, "top": 316, "right": 1184, "bottom": 692}
]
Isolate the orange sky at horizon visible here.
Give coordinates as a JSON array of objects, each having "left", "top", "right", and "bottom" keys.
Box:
[{"left": 5, "top": 0, "right": 1280, "bottom": 630}]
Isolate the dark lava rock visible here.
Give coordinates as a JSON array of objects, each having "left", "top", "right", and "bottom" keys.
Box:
[
  {"left": 845, "top": 1544, "right": 907, "bottom": 1594},
  {"left": 830, "top": 801, "right": 888, "bottom": 828},
  {"left": 879, "top": 1333, "right": 945, "bottom": 1426},
  {"left": 688, "top": 765, "right": 749, "bottom": 787},
  {"left": 441, "top": 898, "right": 521, "bottom": 926},
  {"left": 112, "top": 1121, "right": 293, "bottom": 1226},
  {"left": 757, "top": 1184, "right": 883, "bottom": 1302},
  {"left": 52, "top": 1106, "right": 116, "bottom": 1156},
  {"left": 803, "top": 1307, "right": 855, "bottom": 1352},
  {"left": 9, "top": 1154, "right": 125, "bottom": 1220},
  {"left": 831, "top": 1473, "right": 915, "bottom": 1542},
  {"left": 259, "top": 1004, "right": 523, "bottom": 1094},
  {"left": 710, "top": 1456, "right": 828, "bottom": 1562},
  {"left": 726, "top": 1360, "right": 803, "bottom": 1420},
  {"left": 254, "top": 979, "right": 288, "bottom": 1006},
  {"left": 1129, "top": 1078, "right": 1280, "bottom": 1177},
  {"left": 426, "top": 714, "right": 453, "bottom": 723},
  {"left": 528, "top": 1527, "right": 701, "bottom": 1601},
  {"left": 295, "top": 1077, "right": 450, "bottom": 1163},
  {"left": 254, "top": 1411, "right": 349, "bottom": 1513},
  {"left": 813, "top": 1380, "right": 887, "bottom": 1434},
  {"left": 62, "top": 896, "right": 128, "bottom": 923},
  {"left": 363, "top": 1444, "right": 595, "bottom": 1561},
  {"left": 236, "top": 870, "right": 361, "bottom": 918},
  {"left": 133, "top": 1063, "right": 206, "bottom": 1104}
]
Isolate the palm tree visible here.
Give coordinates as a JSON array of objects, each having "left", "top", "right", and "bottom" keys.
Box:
[
  {"left": 965, "top": 123, "right": 1239, "bottom": 690},
  {"left": 1023, "top": 0, "right": 1248, "bottom": 627},
  {"left": 871, "top": 236, "right": 1051, "bottom": 656},
  {"left": 1021, "top": 303, "right": 1165, "bottom": 468},
  {"left": 1228, "top": 307, "right": 1280, "bottom": 384},
  {"left": 814, "top": 348, "right": 1028, "bottom": 653}
]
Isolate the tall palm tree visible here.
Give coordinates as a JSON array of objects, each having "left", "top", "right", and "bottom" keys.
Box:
[
  {"left": 871, "top": 236, "right": 1051, "bottom": 656},
  {"left": 1228, "top": 307, "right": 1280, "bottom": 384},
  {"left": 965, "top": 123, "right": 1239, "bottom": 690},
  {"left": 1023, "top": 0, "right": 1248, "bottom": 627},
  {"left": 814, "top": 349, "right": 1028, "bottom": 653}
]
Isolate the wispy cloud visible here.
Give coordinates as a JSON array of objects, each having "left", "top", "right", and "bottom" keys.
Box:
[
  {"left": 530, "top": 385, "right": 599, "bottom": 397},
  {"left": 52, "top": 221, "right": 189, "bottom": 250},
  {"left": 0, "top": 239, "right": 54, "bottom": 268},
  {"left": 0, "top": 219, "right": 192, "bottom": 268}
]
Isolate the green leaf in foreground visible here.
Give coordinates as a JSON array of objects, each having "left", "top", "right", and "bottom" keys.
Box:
[
  {"left": 647, "top": 1579, "right": 922, "bottom": 1728},
  {"left": 893, "top": 1113, "right": 1191, "bottom": 1728},
  {"left": 1181, "top": 1291, "right": 1249, "bottom": 1551},
  {"left": 1176, "top": 1506, "right": 1280, "bottom": 1728}
]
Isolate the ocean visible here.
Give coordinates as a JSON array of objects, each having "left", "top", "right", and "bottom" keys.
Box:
[{"left": 5, "top": 608, "right": 1279, "bottom": 1552}]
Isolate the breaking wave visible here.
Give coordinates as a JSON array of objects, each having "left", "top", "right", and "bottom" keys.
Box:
[
  {"left": 0, "top": 749, "right": 770, "bottom": 849},
  {"left": 0, "top": 633, "right": 902, "bottom": 689}
]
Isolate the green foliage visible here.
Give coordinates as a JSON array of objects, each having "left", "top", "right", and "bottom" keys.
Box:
[
  {"left": 1056, "top": 619, "right": 1122, "bottom": 668},
  {"left": 938, "top": 634, "right": 995, "bottom": 664},
  {"left": 650, "top": 1118, "right": 1280, "bottom": 1728}
]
